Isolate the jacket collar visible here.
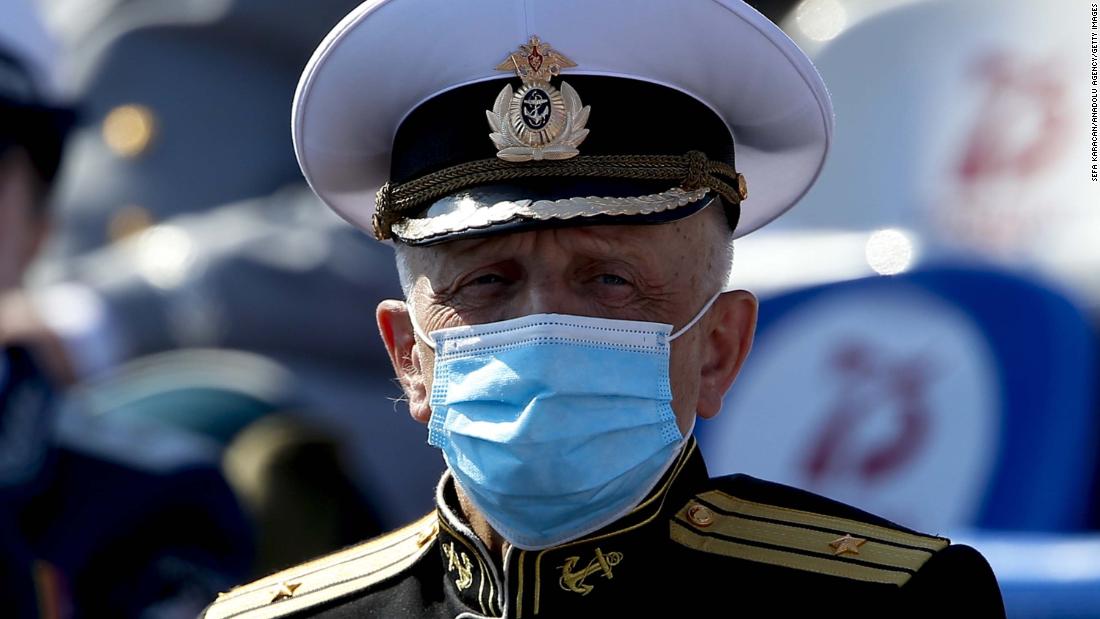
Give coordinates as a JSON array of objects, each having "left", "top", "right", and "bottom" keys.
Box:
[{"left": 435, "top": 437, "right": 708, "bottom": 616}]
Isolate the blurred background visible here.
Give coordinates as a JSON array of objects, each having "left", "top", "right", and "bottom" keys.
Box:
[{"left": 0, "top": 0, "right": 1097, "bottom": 616}]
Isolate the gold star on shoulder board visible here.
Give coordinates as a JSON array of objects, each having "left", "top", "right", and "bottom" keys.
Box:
[
  {"left": 269, "top": 581, "right": 301, "bottom": 603},
  {"left": 829, "top": 534, "right": 867, "bottom": 557}
]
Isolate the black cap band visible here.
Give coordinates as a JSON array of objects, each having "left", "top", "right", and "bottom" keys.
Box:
[
  {"left": 376, "top": 76, "right": 743, "bottom": 242},
  {"left": 391, "top": 76, "right": 736, "bottom": 184}
]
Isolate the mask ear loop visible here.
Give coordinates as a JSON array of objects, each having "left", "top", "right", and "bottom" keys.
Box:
[
  {"left": 681, "top": 411, "right": 698, "bottom": 439},
  {"left": 669, "top": 291, "right": 723, "bottom": 341},
  {"left": 405, "top": 301, "right": 437, "bottom": 350}
]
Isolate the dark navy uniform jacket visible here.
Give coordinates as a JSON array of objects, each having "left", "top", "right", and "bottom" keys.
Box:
[
  {"left": 1, "top": 346, "right": 253, "bottom": 618},
  {"left": 204, "top": 438, "right": 1005, "bottom": 618}
]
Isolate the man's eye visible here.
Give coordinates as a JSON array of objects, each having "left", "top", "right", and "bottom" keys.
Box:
[
  {"left": 470, "top": 273, "right": 507, "bottom": 286},
  {"left": 596, "top": 274, "right": 629, "bottom": 286}
]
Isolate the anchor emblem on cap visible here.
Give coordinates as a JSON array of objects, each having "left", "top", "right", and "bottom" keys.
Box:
[{"left": 487, "top": 36, "right": 591, "bottom": 161}]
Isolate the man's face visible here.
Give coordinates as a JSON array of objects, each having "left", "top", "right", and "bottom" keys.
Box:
[
  {"left": 0, "top": 148, "right": 45, "bottom": 291},
  {"left": 378, "top": 204, "right": 759, "bottom": 434}
]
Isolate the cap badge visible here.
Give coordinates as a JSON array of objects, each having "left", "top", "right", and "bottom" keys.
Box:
[{"left": 487, "top": 36, "right": 591, "bottom": 162}]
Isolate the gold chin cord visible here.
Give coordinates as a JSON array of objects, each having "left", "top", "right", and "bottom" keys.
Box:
[{"left": 372, "top": 150, "right": 748, "bottom": 241}]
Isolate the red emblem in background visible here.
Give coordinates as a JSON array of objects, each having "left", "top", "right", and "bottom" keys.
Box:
[
  {"left": 935, "top": 50, "right": 1072, "bottom": 253},
  {"left": 801, "top": 342, "right": 934, "bottom": 486},
  {"left": 956, "top": 52, "right": 1069, "bottom": 182}
]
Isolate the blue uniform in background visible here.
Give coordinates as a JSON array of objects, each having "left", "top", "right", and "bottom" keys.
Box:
[{"left": 0, "top": 345, "right": 253, "bottom": 618}]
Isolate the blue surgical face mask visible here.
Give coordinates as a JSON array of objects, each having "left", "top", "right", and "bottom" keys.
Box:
[{"left": 410, "top": 293, "right": 720, "bottom": 550}]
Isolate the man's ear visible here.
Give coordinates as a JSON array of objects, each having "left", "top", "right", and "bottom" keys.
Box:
[
  {"left": 696, "top": 290, "right": 757, "bottom": 419},
  {"left": 377, "top": 300, "right": 432, "bottom": 424}
]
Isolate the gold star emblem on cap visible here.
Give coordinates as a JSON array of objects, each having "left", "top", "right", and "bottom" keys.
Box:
[
  {"left": 829, "top": 534, "right": 867, "bottom": 557},
  {"left": 269, "top": 581, "right": 301, "bottom": 603}
]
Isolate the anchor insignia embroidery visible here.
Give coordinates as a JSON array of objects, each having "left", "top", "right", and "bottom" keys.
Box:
[
  {"left": 441, "top": 542, "right": 474, "bottom": 591},
  {"left": 558, "top": 548, "right": 623, "bottom": 596}
]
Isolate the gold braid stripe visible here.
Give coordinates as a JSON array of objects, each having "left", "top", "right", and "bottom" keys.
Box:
[{"left": 372, "top": 151, "right": 747, "bottom": 240}]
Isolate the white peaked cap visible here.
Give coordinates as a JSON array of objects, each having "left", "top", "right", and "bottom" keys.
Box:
[{"left": 293, "top": 0, "right": 833, "bottom": 242}]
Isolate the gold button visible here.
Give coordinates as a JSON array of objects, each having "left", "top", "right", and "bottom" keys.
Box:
[
  {"left": 687, "top": 504, "right": 715, "bottom": 527},
  {"left": 416, "top": 522, "right": 438, "bottom": 547}
]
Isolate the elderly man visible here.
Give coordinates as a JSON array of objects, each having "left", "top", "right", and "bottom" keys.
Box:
[{"left": 203, "top": 0, "right": 1005, "bottom": 616}]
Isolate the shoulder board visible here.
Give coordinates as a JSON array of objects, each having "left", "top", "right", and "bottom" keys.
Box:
[
  {"left": 671, "top": 489, "right": 949, "bottom": 587},
  {"left": 205, "top": 512, "right": 438, "bottom": 619}
]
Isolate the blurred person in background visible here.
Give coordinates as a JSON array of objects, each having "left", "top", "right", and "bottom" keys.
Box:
[
  {"left": 2, "top": 1, "right": 256, "bottom": 616},
  {"left": 1, "top": 2, "right": 446, "bottom": 613},
  {"left": 1, "top": 1, "right": 74, "bottom": 614},
  {"left": 3, "top": 0, "right": 444, "bottom": 538}
]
